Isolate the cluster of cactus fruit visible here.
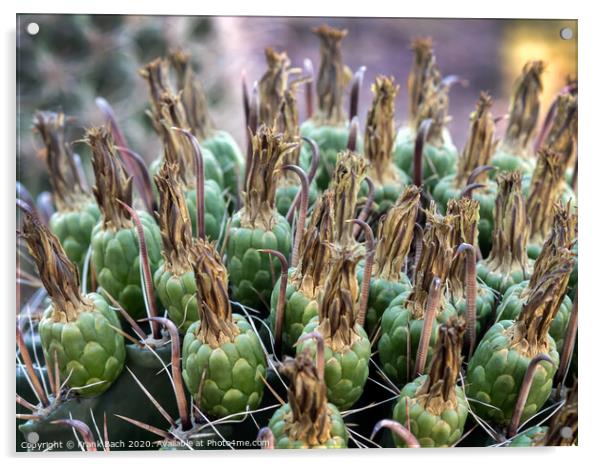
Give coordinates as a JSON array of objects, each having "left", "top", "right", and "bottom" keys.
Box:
[{"left": 16, "top": 23, "right": 578, "bottom": 451}]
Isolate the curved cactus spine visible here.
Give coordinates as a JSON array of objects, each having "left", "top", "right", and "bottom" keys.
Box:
[
  {"left": 350, "top": 219, "right": 374, "bottom": 327},
  {"left": 507, "top": 354, "right": 554, "bottom": 437},
  {"left": 371, "top": 420, "right": 420, "bottom": 448},
  {"left": 259, "top": 249, "right": 289, "bottom": 356},
  {"left": 414, "top": 277, "right": 442, "bottom": 377}
]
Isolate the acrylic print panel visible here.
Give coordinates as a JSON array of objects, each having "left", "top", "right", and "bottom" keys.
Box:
[{"left": 16, "top": 14, "right": 577, "bottom": 452}]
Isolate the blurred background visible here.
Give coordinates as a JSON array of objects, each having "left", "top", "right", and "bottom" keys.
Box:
[{"left": 16, "top": 15, "right": 577, "bottom": 195}]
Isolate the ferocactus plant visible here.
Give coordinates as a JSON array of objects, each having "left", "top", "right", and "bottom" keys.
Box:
[
  {"left": 491, "top": 60, "right": 544, "bottom": 175},
  {"left": 21, "top": 207, "right": 125, "bottom": 396},
  {"left": 88, "top": 127, "right": 162, "bottom": 319},
  {"left": 33, "top": 111, "right": 100, "bottom": 273}
]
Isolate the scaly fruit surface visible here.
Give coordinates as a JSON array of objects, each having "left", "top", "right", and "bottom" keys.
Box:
[
  {"left": 297, "top": 247, "right": 370, "bottom": 410},
  {"left": 21, "top": 210, "right": 125, "bottom": 397},
  {"left": 363, "top": 76, "right": 408, "bottom": 214},
  {"left": 88, "top": 128, "right": 163, "bottom": 319},
  {"left": 269, "top": 192, "right": 335, "bottom": 354},
  {"left": 491, "top": 61, "right": 544, "bottom": 175},
  {"left": 432, "top": 93, "right": 497, "bottom": 254},
  {"left": 301, "top": 25, "right": 357, "bottom": 190},
  {"left": 226, "top": 126, "right": 294, "bottom": 310},
  {"left": 363, "top": 186, "right": 420, "bottom": 337},
  {"left": 378, "top": 204, "right": 457, "bottom": 386},
  {"left": 33, "top": 111, "right": 101, "bottom": 272},
  {"left": 181, "top": 240, "right": 266, "bottom": 418},
  {"left": 395, "top": 39, "right": 458, "bottom": 191},
  {"left": 392, "top": 318, "right": 468, "bottom": 447},
  {"left": 466, "top": 251, "right": 572, "bottom": 426},
  {"left": 153, "top": 163, "right": 198, "bottom": 332},
  {"left": 477, "top": 172, "right": 533, "bottom": 295},
  {"left": 268, "top": 351, "right": 348, "bottom": 448}
]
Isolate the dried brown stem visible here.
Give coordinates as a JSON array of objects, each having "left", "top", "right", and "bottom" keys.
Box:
[
  {"left": 303, "top": 58, "right": 314, "bottom": 119},
  {"left": 353, "top": 176, "right": 375, "bottom": 239},
  {"left": 142, "top": 317, "right": 190, "bottom": 430},
  {"left": 117, "top": 200, "right": 160, "bottom": 339},
  {"left": 555, "top": 292, "right": 577, "bottom": 387},
  {"left": 349, "top": 66, "right": 366, "bottom": 121},
  {"left": 413, "top": 119, "right": 433, "bottom": 188},
  {"left": 453, "top": 244, "right": 477, "bottom": 358}
]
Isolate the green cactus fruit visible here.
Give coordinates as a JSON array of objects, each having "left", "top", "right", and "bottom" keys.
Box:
[
  {"left": 491, "top": 61, "right": 544, "bottom": 176},
  {"left": 394, "top": 39, "right": 458, "bottom": 191},
  {"left": 170, "top": 50, "right": 244, "bottom": 199},
  {"left": 181, "top": 240, "right": 266, "bottom": 418},
  {"left": 139, "top": 57, "right": 224, "bottom": 188},
  {"left": 498, "top": 281, "right": 571, "bottom": 360},
  {"left": 87, "top": 128, "right": 163, "bottom": 319},
  {"left": 466, "top": 251, "right": 573, "bottom": 426},
  {"left": 432, "top": 93, "right": 497, "bottom": 255},
  {"left": 497, "top": 204, "right": 577, "bottom": 353},
  {"left": 21, "top": 210, "right": 125, "bottom": 397},
  {"left": 33, "top": 111, "right": 101, "bottom": 273},
  {"left": 296, "top": 249, "right": 371, "bottom": 411},
  {"left": 226, "top": 126, "right": 293, "bottom": 311},
  {"left": 446, "top": 198, "right": 497, "bottom": 338},
  {"left": 392, "top": 318, "right": 468, "bottom": 447},
  {"left": 363, "top": 186, "right": 420, "bottom": 337},
  {"left": 477, "top": 172, "right": 533, "bottom": 295},
  {"left": 378, "top": 204, "right": 457, "bottom": 386},
  {"left": 267, "top": 350, "right": 348, "bottom": 448},
  {"left": 148, "top": 90, "right": 226, "bottom": 243},
  {"left": 362, "top": 76, "right": 409, "bottom": 215},
  {"left": 525, "top": 150, "right": 569, "bottom": 259},
  {"left": 269, "top": 192, "right": 336, "bottom": 354},
  {"left": 300, "top": 25, "right": 360, "bottom": 190},
  {"left": 153, "top": 163, "right": 198, "bottom": 332}
]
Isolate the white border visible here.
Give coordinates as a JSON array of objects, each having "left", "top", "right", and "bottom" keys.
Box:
[{"left": 2, "top": 1, "right": 599, "bottom": 465}]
